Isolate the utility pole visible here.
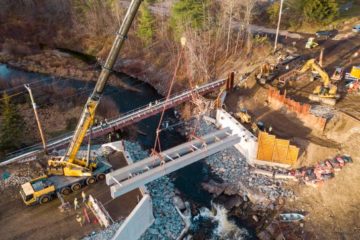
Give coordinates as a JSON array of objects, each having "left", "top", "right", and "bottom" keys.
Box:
[
  {"left": 274, "top": 0, "right": 284, "bottom": 52},
  {"left": 24, "top": 84, "right": 47, "bottom": 153}
]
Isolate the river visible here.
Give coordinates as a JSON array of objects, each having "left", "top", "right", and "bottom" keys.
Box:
[{"left": 0, "top": 63, "right": 255, "bottom": 239}]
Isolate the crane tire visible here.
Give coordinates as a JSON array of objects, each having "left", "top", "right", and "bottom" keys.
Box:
[
  {"left": 61, "top": 187, "right": 71, "bottom": 195},
  {"left": 71, "top": 183, "right": 81, "bottom": 191},
  {"left": 97, "top": 174, "right": 106, "bottom": 181},
  {"left": 86, "top": 177, "right": 96, "bottom": 185},
  {"left": 39, "top": 195, "right": 51, "bottom": 204}
]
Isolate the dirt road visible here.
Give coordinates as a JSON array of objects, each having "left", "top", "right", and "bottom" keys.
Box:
[{"left": 0, "top": 152, "right": 141, "bottom": 240}]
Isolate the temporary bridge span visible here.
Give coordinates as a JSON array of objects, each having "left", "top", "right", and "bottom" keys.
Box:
[{"left": 106, "top": 127, "right": 240, "bottom": 198}]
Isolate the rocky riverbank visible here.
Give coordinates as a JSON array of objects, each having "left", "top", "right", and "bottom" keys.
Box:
[
  {"left": 0, "top": 44, "right": 176, "bottom": 96},
  {"left": 124, "top": 141, "right": 185, "bottom": 240},
  {"left": 190, "top": 118, "right": 296, "bottom": 236}
]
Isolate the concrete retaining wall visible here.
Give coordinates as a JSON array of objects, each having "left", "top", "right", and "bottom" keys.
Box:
[
  {"left": 112, "top": 194, "right": 154, "bottom": 240},
  {"left": 216, "top": 109, "right": 258, "bottom": 165},
  {"left": 102, "top": 141, "right": 153, "bottom": 240}
]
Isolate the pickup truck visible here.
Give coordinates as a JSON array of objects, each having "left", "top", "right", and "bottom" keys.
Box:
[{"left": 20, "top": 158, "right": 112, "bottom": 205}]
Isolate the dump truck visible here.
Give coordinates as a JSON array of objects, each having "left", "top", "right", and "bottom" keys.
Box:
[
  {"left": 20, "top": 159, "right": 112, "bottom": 205},
  {"left": 19, "top": 0, "right": 143, "bottom": 205}
]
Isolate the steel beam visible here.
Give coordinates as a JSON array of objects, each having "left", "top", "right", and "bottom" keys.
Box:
[
  {"left": 109, "top": 134, "right": 240, "bottom": 198},
  {"left": 106, "top": 128, "right": 232, "bottom": 185},
  {"left": 2, "top": 79, "right": 225, "bottom": 165}
]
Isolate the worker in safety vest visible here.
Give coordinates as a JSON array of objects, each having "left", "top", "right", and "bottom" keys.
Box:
[
  {"left": 82, "top": 191, "right": 87, "bottom": 203},
  {"left": 74, "top": 197, "right": 79, "bottom": 210}
]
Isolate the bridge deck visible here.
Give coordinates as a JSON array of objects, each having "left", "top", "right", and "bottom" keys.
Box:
[{"left": 106, "top": 128, "right": 240, "bottom": 198}]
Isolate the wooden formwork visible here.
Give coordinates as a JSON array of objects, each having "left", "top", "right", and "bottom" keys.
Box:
[{"left": 257, "top": 132, "right": 299, "bottom": 165}]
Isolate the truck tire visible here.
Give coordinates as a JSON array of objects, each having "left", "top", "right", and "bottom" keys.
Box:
[
  {"left": 86, "top": 177, "right": 96, "bottom": 185},
  {"left": 61, "top": 187, "right": 71, "bottom": 195},
  {"left": 39, "top": 195, "right": 51, "bottom": 204},
  {"left": 71, "top": 183, "right": 81, "bottom": 191},
  {"left": 97, "top": 173, "right": 106, "bottom": 181}
]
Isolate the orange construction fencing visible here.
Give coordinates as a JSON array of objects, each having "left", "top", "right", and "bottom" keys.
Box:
[{"left": 267, "top": 87, "right": 326, "bottom": 131}]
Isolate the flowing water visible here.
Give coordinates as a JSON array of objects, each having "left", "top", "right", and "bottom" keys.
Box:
[
  {"left": 0, "top": 63, "right": 255, "bottom": 239},
  {"left": 193, "top": 203, "right": 250, "bottom": 240}
]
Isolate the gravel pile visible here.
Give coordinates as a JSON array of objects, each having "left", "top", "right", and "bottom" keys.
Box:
[
  {"left": 81, "top": 141, "right": 184, "bottom": 240},
  {"left": 310, "top": 104, "right": 335, "bottom": 119},
  {"left": 0, "top": 162, "right": 43, "bottom": 191},
  {"left": 194, "top": 119, "right": 294, "bottom": 203},
  {"left": 124, "top": 141, "right": 184, "bottom": 240},
  {"left": 0, "top": 174, "right": 31, "bottom": 191},
  {"left": 83, "top": 221, "right": 123, "bottom": 240}
]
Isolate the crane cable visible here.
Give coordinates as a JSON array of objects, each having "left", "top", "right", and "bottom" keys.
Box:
[{"left": 152, "top": 43, "right": 185, "bottom": 153}]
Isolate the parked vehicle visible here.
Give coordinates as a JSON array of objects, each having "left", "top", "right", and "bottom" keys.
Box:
[
  {"left": 352, "top": 24, "right": 360, "bottom": 33},
  {"left": 280, "top": 213, "right": 305, "bottom": 222},
  {"left": 315, "top": 30, "right": 337, "bottom": 39},
  {"left": 331, "top": 67, "right": 344, "bottom": 82}
]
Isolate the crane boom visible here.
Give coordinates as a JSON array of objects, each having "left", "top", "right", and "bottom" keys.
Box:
[{"left": 48, "top": 0, "right": 143, "bottom": 177}]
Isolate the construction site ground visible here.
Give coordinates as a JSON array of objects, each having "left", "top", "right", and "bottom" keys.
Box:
[
  {"left": 0, "top": 151, "right": 141, "bottom": 240},
  {"left": 225, "top": 33, "right": 360, "bottom": 239}
]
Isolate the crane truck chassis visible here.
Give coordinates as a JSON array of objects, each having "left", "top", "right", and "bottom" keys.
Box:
[{"left": 20, "top": 159, "right": 112, "bottom": 205}]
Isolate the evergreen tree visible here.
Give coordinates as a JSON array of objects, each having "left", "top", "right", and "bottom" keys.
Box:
[
  {"left": 303, "top": 0, "right": 339, "bottom": 24},
  {"left": 137, "top": 3, "right": 155, "bottom": 46},
  {"left": 0, "top": 93, "right": 25, "bottom": 154},
  {"left": 170, "top": 0, "right": 208, "bottom": 37}
]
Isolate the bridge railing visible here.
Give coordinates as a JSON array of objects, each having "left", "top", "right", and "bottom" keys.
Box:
[{"left": 2, "top": 78, "right": 226, "bottom": 162}]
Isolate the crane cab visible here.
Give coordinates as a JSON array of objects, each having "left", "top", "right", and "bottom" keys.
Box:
[{"left": 20, "top": 175, "right": 56, "bottom": 205}]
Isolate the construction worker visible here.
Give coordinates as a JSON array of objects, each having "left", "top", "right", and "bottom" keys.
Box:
[
  {"left": 268, "top": 125, "right": 273, "bottom": 133},
  {"left": 251, "top": 122, "right": 258, "bottom": 134},
  {"left": 74, "top": 197, "right": 79, "bottom": 210},
  {"left": 76, "top": 214, "right": 83, "bottom": 227},
  {"left": 81, "top": 191, "right": 87, "bottom": 203}
]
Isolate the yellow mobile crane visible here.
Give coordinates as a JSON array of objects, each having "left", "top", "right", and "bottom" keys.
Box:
[
  {"left": 20, "top": 0, "right": 143, "bottom": 205},
  {"left": 298, "top": 59, "right": 339, "bottom": 106}
]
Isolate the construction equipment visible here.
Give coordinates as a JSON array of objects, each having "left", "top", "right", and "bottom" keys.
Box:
[
  {"left": 345, "top": 66, "right": 360, "bottom": 93},
  {"left": 305, "top": 37, "right": 318, "bottom": 49},
  {"left": 235, "top": 108, "right": 251, "bottom": 124},
  {"left": 298, "top": 59, "right": 339, "bottom": 105},
  {"left": 256, "top": 62, "right": 276, "bottom": 85},
  {"left": 331, "top": 67, "right": 344, "bottom": 82},
  {"left": 20, "top": 0, "right": 143, "bottom": 205}
]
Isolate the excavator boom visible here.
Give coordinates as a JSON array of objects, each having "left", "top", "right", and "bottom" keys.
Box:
[
  {"left": 299, "top": 59, "right": 338, "bottom": 105},
  {"left": 299, "top": 59, "right": 331, "bottom": 87}
]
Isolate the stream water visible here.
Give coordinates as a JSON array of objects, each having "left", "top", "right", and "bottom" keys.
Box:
[{"left": 0, "top": 63, "right": 255, "bottom": 239}]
